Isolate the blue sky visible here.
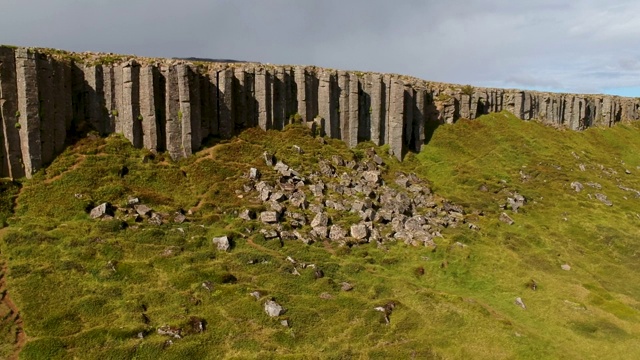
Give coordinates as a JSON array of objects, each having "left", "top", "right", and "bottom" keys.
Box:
[{"left": 2, "top": 0, "right": 640, "bottom": 96}]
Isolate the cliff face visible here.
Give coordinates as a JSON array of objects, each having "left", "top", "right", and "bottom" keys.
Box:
[{"left": 1, "top": 46, "right": 639, "bottom": 178}]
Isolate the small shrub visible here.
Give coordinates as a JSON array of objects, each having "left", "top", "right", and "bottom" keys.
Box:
[{"left": 461, "top": 85, "right": 474, "bottom": 96}]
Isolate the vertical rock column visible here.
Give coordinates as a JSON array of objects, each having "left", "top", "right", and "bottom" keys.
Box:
[
  {"left": 139, "top": 64, "right": 159, "bottom": 151},
  {"left": 272, "top": 67, "right": 286, "bottom": 130},
  {"left": 368, "top": 73, "right": 384, "bottom": 146},
  {"left": 318, "top": 69, "right": 338, "bottom": 137},
  {"left": 388, "top": 77, "right": 405, "bottom": 160},
  {"left": 217, "top": 68, "right": 233, "bottom": 139},
  {"left": 163, "top": 64, "right": 182, "bottom": 160},
  {"left": 233, "top": 68, "right": 248, "bottom": 129},
  {"left": 121, "top": 61, "right": 142, "bottom": 148},
  {"left": 36, "top": 54, "right": 55, "bottom": 165},
  {"left": 413, "top": 87, "right": 426, "bottom": 151},
  {"left": 102, "top": 65, "right": 117, "bottom": 133},
  {"left": 0, "top": 47, "right": 24, "bottom": 178},
  {"left": 83, "top": 64, "right": 106, "bottom": 134},
  {"left": 177, "top": 64, "right": 198, "bottom": 157},
  {"left": 255, "top": 67, "right": 273, "bottom": 130},
  {"left": 200, "top": 71, "right": 217, "bottom": 140},
  {"left": 403, "top": 84, "right": 414, "bottom": 152},
  {"left": 294, "top": 66, "right": 307, "bottom": 121},
  {"left": 52, "top": 59, "right": 72, "bottom": 154},
  {"left": 15, "top": 48, "right": 41, "bottom": 177},
  {"left": 338, "top": 71, "right": 349, "bottom": 142},
  {"left": 348, "top": 73, "right": 359, "bottom": 148}
]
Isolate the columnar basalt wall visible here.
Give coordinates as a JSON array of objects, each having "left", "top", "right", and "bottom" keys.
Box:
[{"left": 1, "top": 46, "right": 640, "bottom": 178}]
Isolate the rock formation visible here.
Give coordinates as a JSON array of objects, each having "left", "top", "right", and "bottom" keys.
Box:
[{"left": 1, "top": 46, "right": 639, "bottom": 179}]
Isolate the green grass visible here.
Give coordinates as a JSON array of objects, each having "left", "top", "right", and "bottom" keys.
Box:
[{"left": 1, "top": 114, "right": 640, "bottom": 358}]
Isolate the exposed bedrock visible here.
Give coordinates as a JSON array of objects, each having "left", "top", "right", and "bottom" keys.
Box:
[{"left": 1, "top": 46, "right": 640, "bottom": 177}]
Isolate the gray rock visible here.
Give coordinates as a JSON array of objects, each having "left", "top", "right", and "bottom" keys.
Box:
[
  {"left": 212, "top": 236, "right": 230, "bottom": 251},
  {"left": 341, "top": 282, "right": 354, "bottom": 291},
  {"left": 311, "top": 226, "right": 328, "bottom": 238},
  {"left": 570, "top": 181, "right": 584, "bottom": 192},
  {"left": 174, "top": 213, "right": 186, "bottom": 223},
  {"left": 311, "top": 212, "right": 329, "bottom": 228},
  {"left": 127, "top": 197, "right": 140, "bottom": 205},
  {"left": 260, "top": 229, "right": 279, "bottom": 239},
  {"left": 319, "top": 161, "right": 336, "bottom": 177},
  {"left": 499, "top": 212, "right": 515, "bottom": 225},
  {"left": 274, "top": 161, "right": 291, "bottom": 176},
  {"left": 281, "top": 319, "right": 289, "bottom": 327},
  {"left": 250, "top": 291, "right": 262, "bottom": 300},
  {"left": 269, "top": 192, "right": 286, "bottom": 202},
  {"left": 260, "top": 211, "right": 279, "bottom": 223},
  {"left": 289, "top": 191, "right": 308, "bottom": 208},
  {"left": 269, "top": 201, "right": 285, "bottom": 215},
  {"left": 133, "top": 205, "right": 153, "bottom": 216},
  {"left": 514, "top": 297, "right": 526, "bottom": 310},
  {"left": 362, "top": 170, "right": 381, "bottom": 184},
  {"left": 350, "top": 223, "right": 369, "bottom": 240},
  {"left": 329, "top": 225, "right": 347, "bottom": 240},
  {"left": 264, "top": 300, "right": 285, "bottom": 317},
  {"left": 595, "top": 193, "right": 612, "bottom": 206},
  {"left": 149, "top": 212, "right": 163, "bottom": 225},
  {"left": 292, "top": 145, "right": 303, "bottom": 154},
  {"left": 263, "top": 152, "right": 275, "bottom": 166},
  {"left": 249, "top": 167, "right": 260, "bottom": 180},
  {"left": 239, "top": 209, "right": 255, "bottom": 221},
  {"left": 90, "top": 203, "right": 111, "bottom": 219},
  {"left": 331, "top": 155, "right": 345, "bottom": 166},
  {"left": 561, "top": 264, "right": 571, "bottom": 271},
  {"left": 586, "top": 182, "right": 602, "bottom": 190}
]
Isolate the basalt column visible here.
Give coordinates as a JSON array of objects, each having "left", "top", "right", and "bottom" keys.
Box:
[
  {"left": 367, "top": 73, "right": 384, "bottom": 146},
  {"left": 102, "top": 65, "right": 117, "bottom": 133},
  {"left": 121, "top": 61, "right": 142, "bottom": 148},
  {"left": 139, "top": 65, "right": 161, "bottom": 151},
  {"left": 217, "top": 68, "right": 233, "bottom": 139},
  {"left": 255, "top": 67, "right": 273, "bottom": 131},
  {"left": 233, "top": 68, "right": 248, "bottom": 129},
  {"left": 51, "top": 60, "right": 71, "bottom": 155},
  {"left": 200, "top": 71, "right": 217, "bottom": 140},
  {"left": 294, "top": 66, "right": 307, "bottom": 121},
  {"left": 388, "top": 77, "right": 405, "bottom": 160},
  {"left": 403, "top": 84, "right": 414, "bottom": 152},
  {"left": 338, "top": 71, "right": 349, "bottom": 142},
  {"left": 272, "top": 67, "right": 287, "bottom": 130},
  {"left": 163, "top": 65, "right": 182, "bottom": 160},
  {"left": 413, "top": 87, "right": 427, "bottom": 151},
  {"left": 318, "top": 69, "right": 338, "bottom": 137},
  {"left": 0, "top": 47, "right": 24, "bottom": 178},
  {"left": 348, "top": 73, "right": 359, "bottom": 148},
  {"left": 83, "top": 64, "right": 107, "bottom": 134},
  {"left": 15, "top": 48, "right": 41, "bottom": 177},
  {"left": 177, "top": 64, "right": 199, "bottom": 157},
  {"left": 36, "top": 54, "right": 56, "bottom": 165}
]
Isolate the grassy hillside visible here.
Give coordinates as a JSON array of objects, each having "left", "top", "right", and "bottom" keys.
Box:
[{"left": 1, "top": 112, "right": 639, "bottom": 359}]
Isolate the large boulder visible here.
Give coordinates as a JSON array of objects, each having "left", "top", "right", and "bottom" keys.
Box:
[
  {"left": 260, "top": 211, "right": 279, "bottom": 223},
  {"left": 90, "top": 203, "right": 112, "bottom": 219},
  {"left": 350, "top": 224, "right": 369, "bottom": 241},
  {"left": 212, "top": 236, "right": 230, "bottom": 251},
  {"left": 264, "top": 300, "right": 286, "bottom": 317},
  {"left": 311, "top": 212, "right": 329, "bottom": 228}
]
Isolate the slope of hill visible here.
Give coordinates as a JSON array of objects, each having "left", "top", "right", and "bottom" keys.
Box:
[{"left": 0, "top": 112, "right": 639, "bottom": 359}]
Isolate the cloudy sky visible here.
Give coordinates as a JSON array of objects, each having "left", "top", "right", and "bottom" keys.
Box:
[{"left": 2, "top": 0, "right": 640, "bottom": 96}]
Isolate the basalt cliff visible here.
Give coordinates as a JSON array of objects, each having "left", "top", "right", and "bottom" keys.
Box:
[{"left": 1, "top": 46, "right": 639, "bottom": 179}]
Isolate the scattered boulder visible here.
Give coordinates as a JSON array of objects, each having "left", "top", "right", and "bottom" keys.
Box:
[
  {"left": 499, "top": 212, "right": 515, "bottom": 225},
  {"left": 90, "top": 203, "right": 112, "bottom": 219},
  {"left": 341, "top": 282, "right": 354, "bottom": 291},
  {"left": 263, "top": 152, "right": 275, "bottom": 166},
  {"left": 561, "top": 264, "right": 571, "bottom": 271},
  {"left": 134, "top": 204, "right": 153, "bottom": 216},
  {"left": 595, "top": 193, "right": 612, "bottom": 206},
  {"left": 260, "top": 211, "right": 279, "bottom": 224},
  {"left": 212, "top": 236, "right": 230, "bottom": 252},
  {"left": 157, "top": 326, "right": 182, "bottom": 339},
  {"left": 250, "top": 291, "right": 262, "bottom": 300},
  {"left": 249, "top": 167, "right": 260, "bottom": 180},
  {"left": 264, "top": 300, "right": 286, "bottom": 317},
  {"left": 514, "top": 297, "right": 526, "bottom": 310},
  {"left": 281, "top": 319, "right": 290, "bottom": 327},
  {"left": 174, "top": 212, "right": 187, "bottom": 223},
  {"left": 149, "top": 213, "right": 163, "bottom": 225},
  {"left": 570, "top": 182, "right": 584, "bottom": 192},
  {"left": 350, "top": 223, "right": 369, "bottom": 241},
  {"left": 311, "top": 212, "right": 329, "bottom": 228},
  {"left": 239, "top": 209, "right": 255, "bottom": 221},
  {"left": 329, "top": 225, "right": 347, "bottom": 241}
]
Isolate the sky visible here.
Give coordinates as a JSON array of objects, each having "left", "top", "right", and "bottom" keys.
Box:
[{"left": 2, "top": 0, "right": 640, "bottom": 96}]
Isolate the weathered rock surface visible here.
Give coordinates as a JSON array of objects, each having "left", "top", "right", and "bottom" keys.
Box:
[
  {"left": 264, "top": 300, "right": 285, "bottom": 317},
  {"left": 3, "top": 45, "right": 640, "bottom": 178},
  {"left": 212, "top": 236, "right": 230, "bottom": 251}
]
